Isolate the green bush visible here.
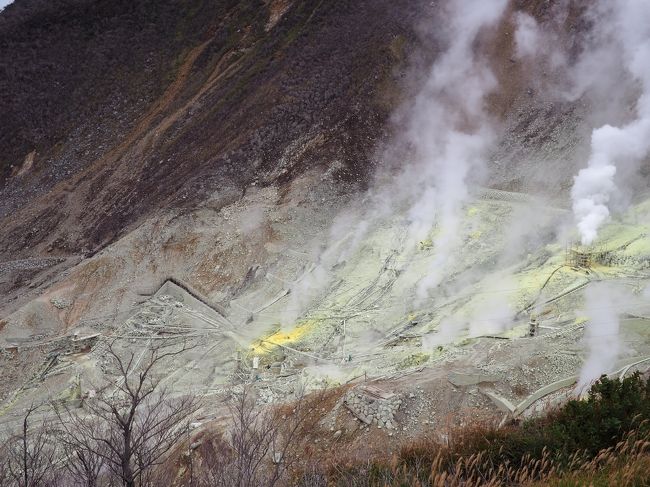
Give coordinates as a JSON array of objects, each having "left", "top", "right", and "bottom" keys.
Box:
[
  {"left": 549, "top": 373, "right": 650, "bottom": 455},
  {"left": 455, "top": 373, "right": 650, "bottom": 471},
  {"left": 293, "top": 373, "right": 650, "bottom": 486}
]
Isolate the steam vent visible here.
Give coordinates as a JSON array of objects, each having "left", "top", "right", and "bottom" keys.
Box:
[{"left": 2, "top": 0, "right": 650, "bottom": 484}]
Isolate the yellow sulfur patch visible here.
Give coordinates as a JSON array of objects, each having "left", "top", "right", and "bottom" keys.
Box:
[
  {"left": 250, "top": 319, "right": 316, "bottom": 355},
  {"left": 467, "top": 206, "right": 478, "bottom": 216}
]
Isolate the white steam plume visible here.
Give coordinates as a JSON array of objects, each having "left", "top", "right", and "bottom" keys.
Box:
[
  {"left": 281, "top": 1, "right": 508, "bottom": 322},
  {"left": 467, "top": 277, "right": 515, "bottom": 337},
  {"left": 513, "top": 12, "right": 543, "bottom": 59},
  {"left": 399, "top": 0, "right": 507, "bottom": 299},
  {"left": 571, "top": 1, "right": 650, "bottom": 245},
  {"left": 577, "top": 282, "right": 622, "bottom": 391},
  {"left": 421, "top": 316, "right": 464, "bottom": 350},
  {"left": 281, "top": 209, "right": 369, "bottom": 326},
  {"left": 238, "top": 206, "right": 266, "bottom": 235},
  {"left": 513, "top": 10, "right": 567, "bottom": 73}
]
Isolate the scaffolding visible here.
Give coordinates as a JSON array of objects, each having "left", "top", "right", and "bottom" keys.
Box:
[
  {"left": 565, "top": 239, "right": 612, "bottom": 269},
  {"left": 565, "top": 243, "right": 609, "bottom": 268},
  {"left": 566, "top": 248, "right": 592, "bottom": 268}
]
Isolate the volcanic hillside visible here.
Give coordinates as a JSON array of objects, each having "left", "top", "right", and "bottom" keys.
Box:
[{"left": 2, "top": 1, "right": 650, "bottom": 481}]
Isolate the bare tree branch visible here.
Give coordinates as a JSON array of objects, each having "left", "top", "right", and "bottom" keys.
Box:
[
  {"left": 56, "top": 339, "right": 200, "bottom": 487},
  {"left": 3, "top": 403, "right": 60, "bottom": 487},
  {"left": 196, "top": 387, "right": 326, "bottom": 487}
]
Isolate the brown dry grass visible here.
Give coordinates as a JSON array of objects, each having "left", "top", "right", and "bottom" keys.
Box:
[
  {"left": 285, "top": 424, "right": 650, "bottom": 487},
  {"left": 142, "top": 376, "right": 650, "bottom": 486}
]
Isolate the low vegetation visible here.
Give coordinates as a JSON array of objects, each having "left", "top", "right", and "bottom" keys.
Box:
[
  {"left": 1, "top": 372, "right": 649, "bottom": 486},
  {"left": 290, "top": 373, "right": 650, "bottom": 486}
]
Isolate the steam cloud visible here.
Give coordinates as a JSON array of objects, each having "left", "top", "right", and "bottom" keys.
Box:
[
  {"left": 282, "top": 1, "right": 508, "bottom": 322},
  {"left": 513, "top": 12, "right": 543, "bottom": 59},
  {"left": 512, "top": 1, "right": 650, "bottom": 390},
  {"left": 513, "top": 10, "right": 567, "bottom": 75},
  {"left": 239, "top": 206, "right": 266, "bottom": 235},
  {"left": 399, "top": 0, "right": 507, "bottom": 299},
  {"left": 282, "top": 209, "right": 369, "bottom": 326},
  {"left": 570, "top": 1, "right": 650, "bottom": 245},
  {"left": 577, "top": 282, "right": 622, "bottom": 390}
]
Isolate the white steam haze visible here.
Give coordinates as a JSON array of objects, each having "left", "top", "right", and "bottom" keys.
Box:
[
  {"left": 421, "top": 316, "right": 462, "bottom": 350},
  {"left": 399, "top": 0, "right": 507, "bottom": 299},
  {"left": 422, "top": 275, "right": 517, "bottom": 348},
  {"left": 570, "top": 0, "right": 650, "bottom": 245},
  {"left": 513, "top": 10, "right": 567, "bottom": 74},
  {"left": 467, "top": 277, "right": 515, "bottom": 337},
  {"left": 238, "top": 205, "right": 266, "bottom": 236},
  {"left": 282, "top": 0, "right": 508, "bottom": 324},
  {"left": 0, "top": 0, "right": 14, "bottom": 11},
  {"left": 577, "top": 282, "right": 623, "bottom": 391},
  {"left": 513, "top": 12, "right": 544, "bottom": 59},
  {"left": 281, "top": 210, "right": 369, "bottom": 326}
]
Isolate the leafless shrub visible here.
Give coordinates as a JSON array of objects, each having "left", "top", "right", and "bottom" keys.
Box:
[
  {"left": 55, "top": 340, "right": 200, "bottom": 487},
  {"left": 53, "top": 402, "right": 109, "bottom": 487},
  {"left": 0, "top": 434, "right": 10, "bottom": 486},
  {"left": 196, "top": 387, "right": 326, "bottom": 487},
  {"left": 2, "top": 403, "right": 60, "bottom": 487}
]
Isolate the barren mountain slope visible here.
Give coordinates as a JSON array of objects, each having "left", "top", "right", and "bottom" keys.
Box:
[
  {"left": 0, "top": 0, "right": 598, "bottom": 317},
  {"left": 3, "top": 0, "right": 650, "bottom": 455},
  {"left": 0, "top": 0, "right": 423, "bottom": 257}
]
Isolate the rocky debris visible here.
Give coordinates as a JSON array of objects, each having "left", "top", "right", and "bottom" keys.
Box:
[
  {"left": 6, "top": 333, "right": 102, "bottom": 388},
  {"left": 258, "top": 387, "right": 278, "bottom": 404},
  {"left": 50, "top": 297, "right": 72, "bottom": 309},
  {"left": 448, "top": 371, "right": 499, "bottom": 387},
  {"left": 344, "top": 385, "right": 401, "bottom": 430},
  {"left": 0, "top": 258, "right": 66, "bottom": 273}
]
